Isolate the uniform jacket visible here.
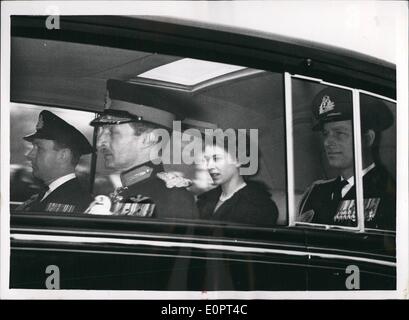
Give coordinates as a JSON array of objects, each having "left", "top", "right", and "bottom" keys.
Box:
[
  {"left": 298, "top": 165, "right": 396, "bottom": 230},
  {"left": 17, "top": 178, "right": 93, "bottom": 213},
  {"left": 197, "top": 181, "right": 279, "bottom": 226},
  {"left": 115, "top": 161, "right": 199, "bottom": 219}
]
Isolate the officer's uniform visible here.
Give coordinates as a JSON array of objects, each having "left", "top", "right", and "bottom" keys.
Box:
[
  {"left": 298, "top": 87, "right": 395, "bottom": 230},
  {"left": 299, "top": 165, "right": 395, "bottom": 230},
  {"left": 104, "top": 160, "right": 198, "bottom": 219},
  {"left": 19, "top": 177, "right": 93, "bottom": 213},
  {"left": 88, "top": 79, "right": 198, "bottom": 219},
  {"left": 17, "top": 110, "right": 93, "bottom": 213}
]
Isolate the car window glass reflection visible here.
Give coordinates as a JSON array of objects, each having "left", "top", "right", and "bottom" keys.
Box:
[
  {"left": 293, "top": 80, "right": 396, "bottom": 231},
  {"left": 293, "top": 82, "right": 358, "bottom": 227},
  {"left": 359, "top": 94, "right": 396, "bottom": 230},
  {"left": 10, "top": 104, "right": 94, "bottom": 212}
]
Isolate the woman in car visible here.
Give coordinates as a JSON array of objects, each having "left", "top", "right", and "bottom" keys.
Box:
[{"left": 196, "top": 130, "right": 279, "bottom": 226}]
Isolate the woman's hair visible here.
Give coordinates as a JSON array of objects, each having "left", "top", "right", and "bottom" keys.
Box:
[{"left": 203, "top": 128, "right": 259, "bottom": 177}]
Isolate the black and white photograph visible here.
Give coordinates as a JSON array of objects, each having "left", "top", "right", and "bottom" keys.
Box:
[{"left": 0, "top": 1, "right": 408, "bottom": 300}]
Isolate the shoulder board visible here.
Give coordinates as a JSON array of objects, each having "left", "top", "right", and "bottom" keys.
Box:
[
  {"left": 298, "top": 177, "right": 336, "bottom": 215},
  {"left": 121, "top": 165, "right": 153, "bottom": 187},
  {"left": 311, "top": 177, "right": 337, "bottom": 186}
]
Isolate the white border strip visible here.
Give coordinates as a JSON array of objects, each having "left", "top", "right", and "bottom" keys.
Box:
[
  {"left": 395, "top": 6, "right": 409, "bottom": 298},
  {"left": 1, "top": 0, "right": 405, "bottom": 301},
  {"left": 3, "top": 288, "right": 399, "bottom": 301},
  {"left": 11, "top": 233, "right": 396, "bottom": 267},
  {"left": 0, "top": 2, "right": 12, "bottom": 298},
  {"left": 284, "top": 72, "right": 295, "bottom": 226}
]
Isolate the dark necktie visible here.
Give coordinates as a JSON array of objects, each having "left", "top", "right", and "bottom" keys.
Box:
[{"left": 332, "top": 178, "right": 348, "bottom": 203}]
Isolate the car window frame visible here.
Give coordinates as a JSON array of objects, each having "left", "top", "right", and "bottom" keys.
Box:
[{"left": 286, "top": 74, "right": 396, "bottom": 233}]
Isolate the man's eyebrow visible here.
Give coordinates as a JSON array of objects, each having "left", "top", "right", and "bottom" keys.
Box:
[
  {"left": 326, "top": 125, "right": 350, "bottom": 131},
  {"left": 334, "top": 127, "right": 349, "bottom": 131}
]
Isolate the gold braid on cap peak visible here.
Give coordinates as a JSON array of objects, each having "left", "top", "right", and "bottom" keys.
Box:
[{"left": 108, "top": 99, "right": 176, "bottom": 129}]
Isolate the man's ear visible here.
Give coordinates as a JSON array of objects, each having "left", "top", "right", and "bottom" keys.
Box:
[
  {"left": 363, "top": 129, "right": 376, "bottom": 147},
  {"left": 57, "top": 148, "right": 71, "bottom": 163}
]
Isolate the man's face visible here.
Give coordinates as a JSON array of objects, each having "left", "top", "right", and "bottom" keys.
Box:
[
  {"left": 26, "top": 138, "right": 60, "bottom": 182},
  {"left": 96, "top": 123, "right": 142, "bottom": 170},
  {"left": 203, "top": 144, "right": 239, "bottom": 186},
  {"left": 322, "top": 120, "right": 354, "bottom": 171}
]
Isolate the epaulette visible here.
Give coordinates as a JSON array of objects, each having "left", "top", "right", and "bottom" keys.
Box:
[
  {"left": 120, "top": 165, "right": 153, "bottom": 187},
  {"left": 310, "top": 177, "right": 337, "bottom": 186},
  {"left": 157, "top": 171, "right": 192, "bottom": 188},
  {"left": 297, "top": 177, "right": 337, "bottom": 215}
]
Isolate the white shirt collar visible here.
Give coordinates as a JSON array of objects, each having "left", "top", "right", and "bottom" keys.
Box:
[
  {"left": 41, "top": 173, "right": 76, "bottom": 201},
  {"left": 362, "top": 162, "right": 376, "bottom": 176},
  {"left": 341, "top": 163, "right": 375, "bottom": 198}
]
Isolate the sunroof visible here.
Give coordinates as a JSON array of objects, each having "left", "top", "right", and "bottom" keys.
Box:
[{"left": 136, "top": 58, "right": 246, "bottom": 86}]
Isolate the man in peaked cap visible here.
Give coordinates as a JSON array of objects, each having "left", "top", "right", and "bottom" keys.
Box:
[
  {"left": 297, "top": 86, "right": 396, "bottom": 230},
  {"left": 16, "top": 110, "right": 94, "bottom": 213},
  {"left": 87, "top": 79, "right": 198, "bottom": 219}
]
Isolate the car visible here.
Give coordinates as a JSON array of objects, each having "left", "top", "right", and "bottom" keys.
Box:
[{"left": 5, "top": 9, "right": 400, "bottom": 294}]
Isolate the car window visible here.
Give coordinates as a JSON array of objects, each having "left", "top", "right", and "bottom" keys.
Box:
[
  {"left": 10, "top": 50, "right": 288, "bottom": 227},
  {"left": 9, "top": 42, "right": 397, "bottom": 233},
  {"left": 10, "top": 103, "right": 95, "bottom": 208},
  {"left": 359, "top": 93, "right": 396, "bottom": 231},
  {"left": 89, "top": 52, "right": 287, "bottom": 226},
  {"left": 290, "top": 76, "right": 396, "bottom": 232},
  {"left": 10, "top": 50, "right": 397, "bottom": 232}
]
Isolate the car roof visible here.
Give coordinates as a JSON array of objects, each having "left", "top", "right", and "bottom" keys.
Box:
[{"left": 10, "top": 14, "right": 396, "bottom": 113}]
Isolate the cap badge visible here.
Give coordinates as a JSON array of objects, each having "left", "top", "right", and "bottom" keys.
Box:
[
  {"left": 319, "top": 95, "right": 335, "bottom": 115},
  {"left": 36, "top": 115, "right": 44, "bottom": 130}
]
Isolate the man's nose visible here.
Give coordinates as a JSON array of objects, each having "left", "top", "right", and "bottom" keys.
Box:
[
  {"left": 25, "top": 148, "right": 35, "bottom": 160},
  {"left": 206, "top": 159, "right": 215, "bottom": 170},
  {"left": 324, "top": 133, "right": 335, "bottom": 147},
  {"left": 96, "top": 130, "right": 108, "bottom": 150}
]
